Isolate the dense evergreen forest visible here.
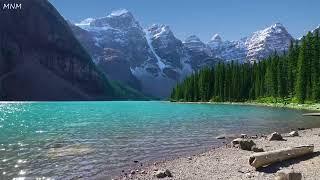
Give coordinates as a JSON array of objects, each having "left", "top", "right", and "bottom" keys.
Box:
[{"left": 171, "top": 30, "right": 320, "bottom": 104}]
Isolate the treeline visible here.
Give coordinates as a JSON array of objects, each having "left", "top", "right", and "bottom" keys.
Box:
[{"left": 171, "top": 30, "right": 320, "bottom": 104}]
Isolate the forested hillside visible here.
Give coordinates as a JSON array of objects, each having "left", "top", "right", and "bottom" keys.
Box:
[{"left": 171, "top": 30, "right": 320, "bottom": 104}]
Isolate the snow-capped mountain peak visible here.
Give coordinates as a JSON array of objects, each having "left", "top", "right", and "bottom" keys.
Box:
[
  {"left": 108, "top": 9, "right": 130, "bottom": 17},
  {"left": 208, "top": 23, "right": 293, "bottom": 63},
  {"left": 75, "top": 18, "right": 95, "bottom": 26},
  {"left": 210, "top": 34, "right": 222, "bottom": 42},
  {"left": 184, "top": 35, "right": 202, "bottom": 43},
  {"left": 148, "top": 24, "right": 173, "bottom": 40},
  {"left": 245, "top": 23, "right": 293, "bottom": 62},
  {"left": 208, "top": 34, "right": 223, "bottom": 50}
]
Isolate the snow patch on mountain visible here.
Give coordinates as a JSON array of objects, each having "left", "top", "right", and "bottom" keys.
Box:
[
  {"left": 108, "top": 9, "right": 130, "bottom": 17},
  {"left": 144, "top": 29, "right": 166, "bottom": 70}
]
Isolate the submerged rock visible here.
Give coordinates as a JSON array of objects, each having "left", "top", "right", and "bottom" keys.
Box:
[
  {"left": 268, "top": 132, "right": 284, "bottom": 141},
  {"left": 47, "top": 144, "right": 93, "bottom": 158}
]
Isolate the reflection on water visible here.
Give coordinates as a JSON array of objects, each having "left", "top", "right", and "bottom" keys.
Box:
[{"left": 0, "top": 101, "right": 320, "bottom": 179}]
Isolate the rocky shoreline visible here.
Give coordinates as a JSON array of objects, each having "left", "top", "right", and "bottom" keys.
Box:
[
  {"left": 174, "top": 101, "right": 320, "bottom": 112},
  {"left": 115, "top": 128, "right": 320, "bottom": 180}
]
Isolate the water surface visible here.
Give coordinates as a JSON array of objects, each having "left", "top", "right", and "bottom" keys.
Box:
[{"left": 0, "top": 101, "right": 320, "bottom": 179}]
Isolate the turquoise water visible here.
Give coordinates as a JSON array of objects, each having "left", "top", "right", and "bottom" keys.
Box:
[{"left": 0, "top": 101, "right": 320, "bottom": 179}]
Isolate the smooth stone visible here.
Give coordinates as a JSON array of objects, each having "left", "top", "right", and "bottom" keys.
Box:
[
  {"left": 289, "top": 131, "right": 299, "bottom": 137},
  {"left": 216, "top": 135, "right": 226, "bottom": 139}
]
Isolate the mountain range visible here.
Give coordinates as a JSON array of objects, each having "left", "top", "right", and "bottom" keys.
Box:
[{"left": 71, "top": 9, "right": 296, "bottom": 98}]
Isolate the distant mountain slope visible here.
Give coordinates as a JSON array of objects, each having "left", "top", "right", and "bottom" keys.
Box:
[{"left": 0, "top": 0, "right": 136, "bottom": 100}]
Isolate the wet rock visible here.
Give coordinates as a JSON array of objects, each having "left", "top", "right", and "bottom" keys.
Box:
[
  {"left": 251, "top": 135, "right": 258, "bottom": 139},
  {"left": 275, "top": 171, "right": 302, "bottom": 180},
  {"left": 298, "top": 128, "right": 306, "bottom": 130},
  {"left": 141, "top": 170, "right": 146, "bottom": 174},
  {"left": 216, "top": 135, "right": 226, "bottom": 139},
  {"left": 239, "top": 140, "right": 256, "bottom": 151},
  {"left": 130, "top": 170, "right": 136, "bottom": 175},
  {"left": 268, "top": 132, "right": 284, "bottom": 141},
  {"left": 289, "top": 131, "right": 299, "bottom": 137},
  {"left": 251, "top": 146, "right": 264, "bottom": 152},
  {"left": 232, "top": 138, "right": 243, "bottom": 146},
  {"left": 133, "top": 160, "right": 139, "bottom": 163},
  {"left": 187, "top": 157, "right": 192, "bottom": 160}
]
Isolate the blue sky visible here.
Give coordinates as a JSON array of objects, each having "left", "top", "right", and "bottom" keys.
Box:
[{"left": 50, "top": 0, "right": 319, "bottom": 42}]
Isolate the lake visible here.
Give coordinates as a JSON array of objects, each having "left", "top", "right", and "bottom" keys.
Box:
[{"left": 0, "top": 101, "right": 320, "bottom": 179}]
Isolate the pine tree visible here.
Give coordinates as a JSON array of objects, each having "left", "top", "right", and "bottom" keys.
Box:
[{"left": 295, "top": 38, "right": 307, "bottom": 103}]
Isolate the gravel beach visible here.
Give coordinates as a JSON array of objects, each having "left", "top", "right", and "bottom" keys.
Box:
[{"left": 117, "top": 128, "right": 320, "bottom": 180}]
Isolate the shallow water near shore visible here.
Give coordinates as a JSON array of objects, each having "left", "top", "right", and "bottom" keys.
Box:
[{"left": 1, "top": 101, "right": 320, "bottom": 179}]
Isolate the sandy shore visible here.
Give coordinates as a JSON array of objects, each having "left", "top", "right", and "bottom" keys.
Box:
[{"left": 117, "top": 128, "right": 320, "bottom": 180}]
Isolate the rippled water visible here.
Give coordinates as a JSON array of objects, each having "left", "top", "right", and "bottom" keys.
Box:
[{"left": 0, "top": 101, "right": 320, "bottom": 179}]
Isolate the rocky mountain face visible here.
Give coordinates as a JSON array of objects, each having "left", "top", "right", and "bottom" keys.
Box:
[
  {"left": 183, "top": 35, "right": 219, "bottom": 69},
  {"left": 209, "top": 23, "right": 294, "bottom": 63},
  {"left": 0, "top": 0, "right": 128, "bottom": 100},
  {"left": 72, "top": 9, "right": 297, "bottom": 98},
  {"left": 72, "top": 10, "right": 198, "bottom": 98}
]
